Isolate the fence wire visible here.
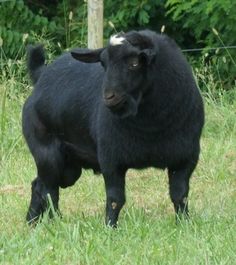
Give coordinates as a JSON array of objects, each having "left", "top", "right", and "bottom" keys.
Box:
[{"left": 182, "top": 46, "right": 236, "bottom": 53}]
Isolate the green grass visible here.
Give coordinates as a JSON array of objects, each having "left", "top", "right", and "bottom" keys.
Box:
[{"left": 0, "top": 66, "right": 236, "bottom": 264}]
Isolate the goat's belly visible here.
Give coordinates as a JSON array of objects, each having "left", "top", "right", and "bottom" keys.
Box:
[
  {"left": 113, "top": 136, "right": 192, "bottom": 170},
  {"left": 123, "top": 149, "right": 169, "bottom": 170},
  {"left": 128, "top": 159, "right": 167, "bottom": 170}
]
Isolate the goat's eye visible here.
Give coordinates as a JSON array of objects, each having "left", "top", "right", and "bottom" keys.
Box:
[{"left": 127, "top": 57, "right": 140, "bottom": 70}]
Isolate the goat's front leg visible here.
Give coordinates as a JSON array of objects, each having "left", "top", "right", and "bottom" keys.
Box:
[
  {"left": 168, "top": 161, "right": 197, "bottom": 219},
  {"left": 103, "top": 170, "right": 126, "bottom": 227}
]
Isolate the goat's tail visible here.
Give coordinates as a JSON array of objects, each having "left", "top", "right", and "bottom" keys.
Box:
[{"left": 27, "top": 45, "right": 46, "bottom": 85}]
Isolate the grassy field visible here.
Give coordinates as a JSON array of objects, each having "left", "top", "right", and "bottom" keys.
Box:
[{"left": 0, "top": 65, "right": 236, "bottom": 264}]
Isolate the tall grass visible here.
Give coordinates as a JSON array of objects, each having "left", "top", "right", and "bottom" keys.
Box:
[{"left": 0, "top": 54, "right": 236, "bottom": 264}]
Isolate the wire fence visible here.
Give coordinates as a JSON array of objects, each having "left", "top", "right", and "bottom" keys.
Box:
[{"left": 182, "top": 46, "right": 236, "bottom": 53}]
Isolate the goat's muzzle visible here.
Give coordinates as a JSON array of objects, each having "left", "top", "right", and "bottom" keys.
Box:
[{"left": 103, "top": 92, "right": 126, "bottom": 109}]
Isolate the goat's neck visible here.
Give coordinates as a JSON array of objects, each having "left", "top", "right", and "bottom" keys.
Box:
[{"left": 124, "top": 84, "right": 194, "bottom": 133}]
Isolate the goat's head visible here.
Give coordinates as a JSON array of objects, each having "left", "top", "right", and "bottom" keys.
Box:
[{"left": 71, "top": 31, "right": 156, "bottom": 118}]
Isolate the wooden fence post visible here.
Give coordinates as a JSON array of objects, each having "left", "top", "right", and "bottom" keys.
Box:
[{"left": 87, "top": 0, "right": 103, "bottom": 49}]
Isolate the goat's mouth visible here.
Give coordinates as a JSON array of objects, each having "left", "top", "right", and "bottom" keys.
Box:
[
  {"left": 103, "top": 95, "right": 126, "bottom": 110},
  {"left": 103, "top": 91, "right": 142, "bottom": 118}
]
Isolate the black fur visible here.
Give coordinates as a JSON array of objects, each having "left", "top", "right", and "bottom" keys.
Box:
[{"left": 23, "top": 30, "right": 204, "bottom": 226}]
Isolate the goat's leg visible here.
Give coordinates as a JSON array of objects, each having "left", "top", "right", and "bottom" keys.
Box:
[
  {"left": 26, "top": 138, "right": 64, "bottom": 225},
  {"left": 168, "top": 161, "right": 197, "bottom": 219},
  {"left": 103, "top": 171, "right": 126, "bottom": 227},
  {"left": 26, "top": 176, "right": 59, "bottom": 225}
]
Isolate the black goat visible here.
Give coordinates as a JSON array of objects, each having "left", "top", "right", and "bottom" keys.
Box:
[{"left": 23, "top": 30, "right": 204, "bottom": 226}]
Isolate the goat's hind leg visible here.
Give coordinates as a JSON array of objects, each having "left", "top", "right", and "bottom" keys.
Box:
[
  {"left": 26, "top": 138, "right": 63, "bottom": 225},
  {"left": 26, "top": 176, "right": 59, "bottom": 224}
]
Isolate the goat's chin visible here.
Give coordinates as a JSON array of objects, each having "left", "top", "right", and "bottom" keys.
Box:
[{"left": 109, "top": 95, "right": 141, "bottom": 119}]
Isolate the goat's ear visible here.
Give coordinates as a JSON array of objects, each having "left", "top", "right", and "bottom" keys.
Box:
[
  {"left": 71, "top": 48, "right": 104, "bottom": 63},
  {"left": 140, "top": 49, "right": 156, "bottom": 65}
]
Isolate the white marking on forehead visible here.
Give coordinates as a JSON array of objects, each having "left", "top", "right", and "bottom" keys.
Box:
[{"left": 110, "top": 34, "right": 126, "bottom": 46}]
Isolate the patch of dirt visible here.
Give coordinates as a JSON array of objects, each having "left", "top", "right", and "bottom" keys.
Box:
[{"left": 0, "top": 185, "right": 27, "bottom": 196}]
